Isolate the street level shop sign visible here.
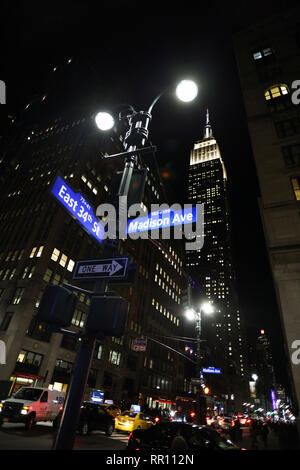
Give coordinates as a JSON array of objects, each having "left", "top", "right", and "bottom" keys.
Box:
[
  {"left": 73, "top": 257, "right": 130, "bottom": 280},
  {"left": 132, "top": 338, "right": 147, "bottom": 352},
  {"left": 51, "top": 175, "right": 104, "bottom": 245}
]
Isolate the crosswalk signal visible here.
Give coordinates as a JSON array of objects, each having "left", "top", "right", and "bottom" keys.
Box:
[
  {"left": 87, "top": 295, "right": 129, "bottom": 337},
  {"left": 35, "top": 284, "right": 77, "bottom": 327}
]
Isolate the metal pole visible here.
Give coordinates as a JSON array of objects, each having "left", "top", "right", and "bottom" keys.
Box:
[{"left": 195, "top": 309, "right": 206, "bottom": 425}]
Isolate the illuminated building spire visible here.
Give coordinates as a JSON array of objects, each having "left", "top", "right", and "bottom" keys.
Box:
[{"left": 204, "top": 108, "right": 213, "bottom": 139}]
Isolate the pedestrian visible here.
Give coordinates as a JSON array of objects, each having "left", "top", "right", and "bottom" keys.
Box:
[
  {"left": 233, "top": 418, "right": 242, "bottom": 443},
  {"left": 260, "top": 423, "right": 269, "bottom": 449}
]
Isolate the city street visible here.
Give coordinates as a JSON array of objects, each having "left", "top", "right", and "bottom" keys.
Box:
[
  {"left": 0, "top": 422, "right": 128, "bottom": 451},
  {"left": 0, "top": 422, "right": 293, "bottom": 451}
]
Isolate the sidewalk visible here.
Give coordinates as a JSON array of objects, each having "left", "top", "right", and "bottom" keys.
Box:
[{"left": 232, "top": 427, "right": 300, "bottom": 450}]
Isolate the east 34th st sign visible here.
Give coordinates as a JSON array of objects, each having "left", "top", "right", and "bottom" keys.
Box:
[{"left": 72, "top": 257, "right": 130, "bottom": 280}]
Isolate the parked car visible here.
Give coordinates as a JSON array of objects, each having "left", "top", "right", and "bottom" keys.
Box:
[
  {"left": 77, "top": 402, "right": 115, "bottom": 436},
  {"left": 127, "top": 422, "right": 242, "bottom": 451},
  {"left": 115, "top": 411, "right": 154, "bottom": 433},
  {"left": 99, "top": 403, "right": 121, "bottom": 418},
  {"left": 0, "top": 387, "right": 65, "bottom": 431}
]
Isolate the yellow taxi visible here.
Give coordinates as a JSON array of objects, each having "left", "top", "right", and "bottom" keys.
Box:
[
  {"left": 115, "top": 411, "right": 154, "bottom": 433},
  {"left": 99, "top": 403, "right": 121, "bottom": 418}
]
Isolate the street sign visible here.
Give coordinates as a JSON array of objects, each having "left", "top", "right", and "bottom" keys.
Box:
[
  {"left": 72, "top": 257, "right": 130, "bottom": 280},
  {"left": 191, "top": 378, "right": 203, "bottom": 384},
  {"left": 127, "top": 206, "right": 197, "bottom": 234},
  {"left": 202, "top": 367, "right": 221, "bottom": 374},
  {"left": 132, "top": 338, "right": 147, "bottom": 352},
  {"left": 51, "top": 175, "right": 104, "bottom": 245}
]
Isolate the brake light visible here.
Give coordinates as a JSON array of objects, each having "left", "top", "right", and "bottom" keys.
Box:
[
  {"left": 154, "top": 417, "right": 160, "bottom": 422},
  {"left": 190, "top": 412, "right": 196, "bottom": 418}
]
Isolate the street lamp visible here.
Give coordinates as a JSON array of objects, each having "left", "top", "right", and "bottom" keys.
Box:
[
  {"left": 95, "top": 79, "right": 198, "bottom": 132},
  {"left": 186, "top": 302, "right": 214, "bottom": 425}
]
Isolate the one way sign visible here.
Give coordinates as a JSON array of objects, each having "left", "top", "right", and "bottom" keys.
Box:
[{"left": 73, "top": 257, "right": 130, "bottom": 280}]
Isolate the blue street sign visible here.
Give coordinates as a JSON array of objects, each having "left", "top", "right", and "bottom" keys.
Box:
[
  {"left": 51, "top": 175, "right": 104, "bottom": 244},
  {"left": 202, "top": 367, "right": 221, "bottom": 374},
  {"left": 127, "top": 206, "right": 197, "bottom": 234}
]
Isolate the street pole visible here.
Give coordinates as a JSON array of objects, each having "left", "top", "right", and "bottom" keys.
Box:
[
  {"left": 195, "top": 308, "right": 206, "bottom": 425},
  {"left": 53, "top": 110, "right": 152, "bottom": 450}
]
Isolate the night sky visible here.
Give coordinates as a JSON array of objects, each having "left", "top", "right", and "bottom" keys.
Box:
[{"left": 1, "top": 0, "right": 299, "bottom": 389}]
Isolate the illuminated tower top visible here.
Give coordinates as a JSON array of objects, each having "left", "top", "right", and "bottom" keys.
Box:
[{"left": 189, "top": 109, "right": 227, "bottom": 180}]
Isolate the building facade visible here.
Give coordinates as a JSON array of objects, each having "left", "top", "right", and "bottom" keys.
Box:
[
  {"left": 234, "top": 5, "right": 300, "bottom": 427},
  {"left": 185, "top": 111, "right": 248, "bottom": 413}
]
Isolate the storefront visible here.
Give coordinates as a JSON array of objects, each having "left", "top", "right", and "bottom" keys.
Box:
[{"left": 9, "top": 372, "right": 45, "bottom": 396}]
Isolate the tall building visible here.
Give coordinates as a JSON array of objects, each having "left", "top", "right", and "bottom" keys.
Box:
[
  {"left": 247, "top": 330, "right": 276, "bottom": 412},
  {"left": 186, "top": 111, "right": 248, "bottom": 412},
  {"left": 234, "top": 4, "right": 300, "bottom": 429},
  {"left": 0, "top": 61, "right": 187, "bottom": 410}
]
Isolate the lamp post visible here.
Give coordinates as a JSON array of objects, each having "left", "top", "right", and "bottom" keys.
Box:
[
  {"left": 54, "top": 80, "right": 198, "bottom": 450},
  {"left": 186, "top": 302, "right": 214, "bottom": 425}
]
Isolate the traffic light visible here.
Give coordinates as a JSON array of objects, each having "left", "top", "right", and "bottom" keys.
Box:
[
  {"left": 87, "top": 295, "right": 129, "bottom": 337},
  {"left": 35, "top": 284, "right": 77, "bottom": 327}
]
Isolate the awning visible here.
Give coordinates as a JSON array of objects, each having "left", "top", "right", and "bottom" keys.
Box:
[{"left": 12, "top": 372, "right": 45, "bottom": 381}]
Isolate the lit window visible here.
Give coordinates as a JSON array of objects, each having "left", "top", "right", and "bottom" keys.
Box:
[
  {"left": 67, "top": 259, "right": 75, "bottom": 272},
  {"left": 291, "top": 177, "right": 300, "bottom": 200},
  {"left": 81, "top": 175, "right": 87, "bottom": 183},
  {"left": 36, "top": 246, "right": 44, "bottom": 257},
  {"left": 51, "top": 248, "right": 60, "bottom": 262},
  {"left": 12, "top": 288, "right": 25, "bottom": 305},
  {"left": 59, "top": 254, "right": 67, "bottom": 268},
  {"left": 29, "top": 247, "right": 37, "bottom": 258},
  {"left": 264, "top": 84, "right": 289, "bottom": 100}
]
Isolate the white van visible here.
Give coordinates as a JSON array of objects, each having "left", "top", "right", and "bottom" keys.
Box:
[{"left": 0, "top": 387, "right": 65, "bottom": 430}]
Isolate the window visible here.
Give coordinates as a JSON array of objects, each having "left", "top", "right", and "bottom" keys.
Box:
[
  {"left": 67, "top": 259, "right": 75, "bottom": 272},
  {"left": 51, "top": 248, "right": 60, "bottom": 262},
  {"left": 59, "top": 254, "right": 67, "bottom": 267},
  {"left": 52, "top": 273, "right": 61, "bottom": 285},
  {"left": 282, "top": 144, "right": 300, "bottom": 167},
  {"left": 17, "top": 349, "right": 43, "bottom": 367},
  {"left": 265, "top": 84, "right": 289, "bottom": 100},
  {"left": 291, "top": 176, "right": 300, "bottom": 200},
  {"left": 43, "top": 268, "right": 53, "bottom": 282},
  {"left": 12, "top": 288, "right": 24, "bottom": 305},
  {"left": 29, "top": 247, "right": 37, "bottom": 258},
  {"left": 252, "top": 47, "right": 274, "bottom": 61},
  {"left": 109, "top": 350, "right": 121, "bottom": 366},
  {"left": 36, "top": 246, "right": 44, "bottom": 257},
  {"left": 275, "top": 118, "right": 300, "bottom": 138},
  {"left": 71, "top": 310, "right": 87, "bottom": 328}
]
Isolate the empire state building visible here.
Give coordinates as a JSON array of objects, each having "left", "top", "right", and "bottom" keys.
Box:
[{"left": 186, "top": 111, "right": 247, "bottom": 411}]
